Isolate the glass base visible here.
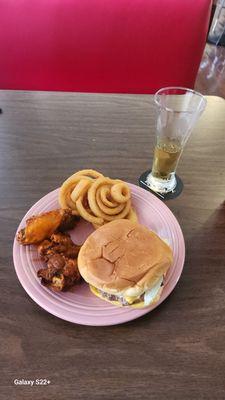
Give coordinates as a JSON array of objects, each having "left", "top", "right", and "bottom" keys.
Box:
[
  {"left": 139, "top": 170, "right": 183, "bottom": 200},
  {"left": 145, "top": 172, "right": 177, "bottom": 194}
]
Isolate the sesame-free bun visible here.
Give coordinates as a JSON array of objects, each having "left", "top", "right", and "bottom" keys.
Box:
[{"left": 78, "top": 219, "right": 173, "bottom": 298}]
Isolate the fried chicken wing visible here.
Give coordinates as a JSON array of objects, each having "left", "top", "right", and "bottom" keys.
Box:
[
  {"left": 17, "top": 208, "right": 81, "bottom": 291},
  {"left": 38, "top": 232, "right": 81, "bottom": 261},
  {"left": 37, "top": 253, "right": 80, "bottom": 291},
  {"left": 37, "top": 232, "right": 81, "bottom": 291},
  {"left": 17, "top": 209, "right": 79, "bottom": 245}
]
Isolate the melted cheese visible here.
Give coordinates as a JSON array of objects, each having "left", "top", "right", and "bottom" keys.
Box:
[
  {"left": 90, "top": 276, "right": 163, "bottom": 308},
  {"left": 124, "top": 296, "right": 137, "bottom": 304},
  {"left": 144, "top": 277, "right": 163, "bottom": 306}
]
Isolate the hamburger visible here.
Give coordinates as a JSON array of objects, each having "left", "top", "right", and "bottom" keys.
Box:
[{"left": 78, "top": 219, "right": 173, "bottom": 308}]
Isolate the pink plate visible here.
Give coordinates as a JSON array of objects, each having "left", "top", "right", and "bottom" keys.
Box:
[{"left": 13, "top": 184, "right": 185, "bottom": 326}]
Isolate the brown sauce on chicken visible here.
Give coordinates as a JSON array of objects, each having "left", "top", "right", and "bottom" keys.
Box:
[{"left": 37, "top": 232, "right": 81, "bottom": 291}]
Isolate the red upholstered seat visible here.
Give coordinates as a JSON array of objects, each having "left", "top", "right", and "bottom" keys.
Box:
[{"left": 0, "top": 0, "right": 212, "bottom": 93}]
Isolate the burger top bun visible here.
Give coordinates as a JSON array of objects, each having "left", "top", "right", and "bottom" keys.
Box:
[{"left": 78, "top": 219, "right": 173, "bottom": 298}]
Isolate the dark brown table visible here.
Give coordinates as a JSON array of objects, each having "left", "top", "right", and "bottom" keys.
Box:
[{"left": 0, "top": 91, "right": 225, "bottom": 400}]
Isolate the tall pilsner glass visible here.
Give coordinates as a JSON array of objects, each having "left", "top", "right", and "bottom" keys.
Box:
[{"left": 146, "top": 87, "right": 207, "bottom": 194}]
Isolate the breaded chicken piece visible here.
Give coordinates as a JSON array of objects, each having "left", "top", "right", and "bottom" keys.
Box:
[{"left": 17, "top": 209, "right": 79, "bottom": 245}]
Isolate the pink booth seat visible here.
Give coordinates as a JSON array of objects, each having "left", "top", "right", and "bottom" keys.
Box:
[{"left": 0, "top": 0, "right": 212, "bottom": 93}]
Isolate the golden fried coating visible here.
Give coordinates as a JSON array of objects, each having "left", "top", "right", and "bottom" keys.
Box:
[
  {"left": 59, "top": 169, "right": 137, "bottom": 228},
  {"left": 17, "top": 209, "right": 79, "bottom": 245}
]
